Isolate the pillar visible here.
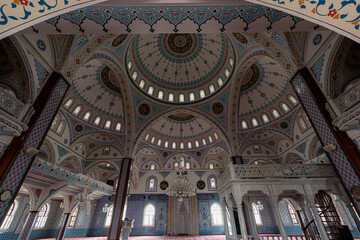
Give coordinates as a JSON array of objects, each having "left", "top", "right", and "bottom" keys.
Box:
[
  {"left": 226, "top": 199, "right": 238, "bottom": 239},
  {"left": 269, "top": 196, "right": 287, "bottom": 240},
  {"left": 193, "top": 195, "right": 199, "bottom": 235},
  {"left": 345, "top": 202, "right": 360, "bottom": 232},
  {"left": 56, "top": 213, "right": 70, "bottom": 240},
  {"left": 232, "top": 156, "right": 243, "bottom": 164},
  {"left": 108, "top": 158, "right": 132, "bottom": 240},
  {"left": 308, "top": 200, "right": 330, "bottom": 240},
  {"left": 291, "top": 68, "right": 360, "bottom": 213},
  {"left": 299, "top": 204, "right": 316, "bottom": 239},
  {"left": 221, "top": 201, "right": 231, "bottom": 239},
  {"left": 168, "top": 196, "right": 173, "bottom": 235},
  {"left": 245, "top": 198, "right": 259, "bottom": 240},
  {"left": 235, "top": 200, "right": 248, "bottom": 240},
  {"left": 0, "top": 73, "right": 69, "bottom": 225},
  {"left": 18, "top": 211, "right": 38, "bottom": 240}
]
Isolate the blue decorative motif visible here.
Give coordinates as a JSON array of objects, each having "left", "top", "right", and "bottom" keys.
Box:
[
  {"left": 313, "top": 33, "right": 322, "bottom": 45},
  {"left": 36, "top": 39, "right": 46, "bottom": 51},
  {"left": 198, "top": 201, "right": 211, "bottom": 232}
]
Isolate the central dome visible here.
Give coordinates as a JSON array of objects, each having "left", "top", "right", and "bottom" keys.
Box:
[{"left": 126, "top": 33, "right": 235, "bottom": 104}]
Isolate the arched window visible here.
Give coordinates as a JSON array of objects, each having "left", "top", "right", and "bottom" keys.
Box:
[
  {"left": 174, "top": 162, "right": 179, "bottom": 169},
  {"left": 209, "top": 84, "right": 215, "bottom": 93},
  {"left": 73, "top": 105, "right": 82, "bottom": 116},
  {"left": 217, "top": 77, "right": 224, "bottom": 87},
  {"left": 115, "top": 122, "right": 121, "bottom": 131},
  {"left": 83, "top": 111, "right": 91, "bottom": 122},
  {"left": 164, "top": 141, "right": 169, "bottom": 148},
  {"left": 143, "top": 204, "right": 155, "bottom": 227},
  {"left": 252, "top": 118, "right": 259, "bottom": 127},
  {"left": 104, "top": 205, "right": 114, "bottom": 227},
  {"left": 241, "top": 120, "right": 248, "bottom": 130},
  {"left": 199, "top": 89, "right": 206, "bottom": 98},
  {"left": 51, "top": 116, "right": 59, "bottom": 130},
  {"left": 202, "top": 138, "right": 207, "bottom": 146},
  {"left": 288, "top": 201, "right": 299, "bottom": 225},
  {"left": 64, "top": 99, "right": 73, "bottom": 109},
  {"left": 272, "top": 109, "right": 280, "bottom": 119},
  {"left": 298, "top": 118, "right": 307, "bottom": 132},
  {"left": 94, "top": 116, "right": 101, "bottom": 126},
  {"left": 157, "top": 139, "right": 162, "bottom": 146},
  {"left": 252, "top": 203, "right": 262, "bottom": 225},
  {"left": 303, "top": 112, "right": 311, "bottom": 126},
  {"left": 208, "top": 176, "right": 217, "bottom": 190},
  {"left": 188, "top": 142, "right": 192, "bottom": 149},
  {"left": 127, "top": 61, "right": 132, "bottom": 70},
  {"left": 214, "top": 133, "right": 219, "bottom": 140},
  {"left": 189, "top": 92, "right": 195, "bottom": 101},
  {"left": 253, "top": 144, "right": 261, "bottom": 153},
  {"left": 185, "top": 161, "right": 191, "bottom": 170},
  {"left": 281, "top": 103, "right": 290, "bottom": 113},
  {"left": 148, "top": 86, "right": 154, "bottom": 95},
  {"left": 103, "top": 147, "right": 110, "bottom": 155},
  {"left": 172, "top": 142, "right": 176, "bottom": 149},
  {"left": 139, "top": 80, "right": 145, "bottom": 89},
  {"left": 68, "top": 206, "right": 78, "bottom": 228},
  {"left": 35, "top": 204, "right": 50, "bottom": 228},
  {"left": 105, "top": 120, "right": 111, "bottom": 129},
  {"left": 132, "top": 71, "right": 138, "bottom": 80},
  {"left": 211, "top": 203, "right": 223, "bottom": 226},
  {"left": 229, "top": 58, "right": 234, "bottom": 66},
  {"left": 179, "top": 94, "right": 185, "bottom": 102},
  {"left": 289, "top": 95, "right": 298, "bottom": 105},
  {"left": 224, "top": 68, "right": 230, "bottom": 78},
  {"left": 145, "top": 134, "right": 150, "bottom": 141},
  {"left": 56, "top": 121, "right": 65, "bottom": 135},
  {"left": 262, "top": 114, "right": 270, "bottom": 123},
  {"left": 208, "top": 136, "right": 213, "bottom": 143},
  {"left": 157, "top": 90, "right": 164, "bottom": 100},
  {"left": 146, "top": 177, "right": 157, "bottom": 192},
  {"left": 195, "top": 140, "right": 200, "bottom": 148},
  {"left": 168, "top": 93, "right": 174, "bottom": 102},
  {"left": 151, "top": 136, "right": 155, "bottom": 144},
  {"left": 0, "top": 200, "right": 18, "bottom": 230},
  {"left": 180, "top": 142, "right": 184, "bottom": 149},
  {"left": 209, "top": 163, "right": 214, "bottom": 169}
]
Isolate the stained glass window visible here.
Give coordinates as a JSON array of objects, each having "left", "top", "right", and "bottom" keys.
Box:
[
  {"left": 104, "top": 205, "right": 113, "bottom": 227},
  {"left": 164, "top": 141, "right": 169, "bottom": 148},
  {"left": 211, "top": 203, "right": 223, "bottom": 226},
  {"left": 68, "top": 207, "right": 78, "bottom": 228},
  {"left": 217, "top": 77, "right": 224, "bottom": 87},
  {"left": 174, "top": 162, "right": 179, "bottom": 169},
  {"left": 180, "top": 142, "right": 184, "bottom": 149},
  {"left": 56, "top": 121, "right": 65, "bottom": 135},
  {"left": 151, "top": 137, "right": 155, "bottom": 144},
  {"left": 128, "top": 61, "right": 132, "bottom": 70},
  {"left": 252, "top": 203, "right": 262, "bottom": 225},
  {"left": 132, "top": 71, "right": 138, "bottom": 80},
  {"left": 150, "top": 164, "right": 155, "bottom": 170},
  {"left": 139, "top": 80, "right": 145, "bottom": 89},
  {"left": 209, "top": 163, "right": 214, "bottom": 169},
  {"left": 35, "top": 204, "right": 49, "bottom": 228},
  {"left": 105, "top": 120, "right": 111, "bottom": 129},
  {"left": 209, "top": 84, "right": 215, "bottom": 93},
  {"left": 272, "top": 109, "right": 280, "bottom": 118},
  {"left": 281, "top": 103, "right": 290, "bottom": 112},
  {"left": 103, "top": 147, "right": 110, "bottom": 155},
  {"left": 303, "top": 112, "right": 311, "bottom": 126},
  {"left": 185, "top": 161, "right": 190, "bottom": 170},
  {"left": 252, "top": 118, "right": 259, "bottom": 127},
  {"left": 199, "top": 89, "right": 206, "bottom": 98},
  {"left": 145, "top": 134, "right": 150, "bottom": 141},
  {"left": 209, "top": 136, "right": 213, "bottom": 143},
  {"left": 64, "top": 99, "right": 73, "bottom": 108},
  {"left": 289, "top": 95, "right": 298, "bottom": 105},
  {"left": 94, "top": 116, "right": 101, "bottom": 126},
  {"left": 143, "top": 204, "right": 155, "bottom": 227},
  {"left": 0, "top": 201, "right": 18, "bottom": 230},
  {"left": 172, "top": 142, "right": 176, "bottom": 149},
  {"left": 202, "top": 138, "right": 207, "bottom": 146},
  {"left": 148, "top": 178, "right": 155, "bottom": 190},
  {"left": 224, "top": 68, "right": 230, "bottom": 78},
  {"left": 73, "top": 105, "right": 82, "bottom": 116},
  {"left": 254, "top": 144, "right": 261, "bottom": 153},
  {"left": 188, "top": 142, "right": 192, "bottom": 149},
  {"left": 168, "top": 93, "right": 174, "bottom": 102},
  {"left": 209, "top": 177, "right": 217, "bottom": 189},
  {"left": 180, "top": 158, "right": 185, "bottom": 168},
  {"left": 148, "top": 86, "right": 154, "bottom": 95},
  {"left": 242, "top": 121, "right": 248, "bottom": 129},
  {"left": 189, "top": 92, "right": 195, "bottom": 101},
  {"left": 262, "top": 114, "right": 270, "bottom": 123},
  {"left": 157, "top": 139, "right": 162, "bottom": 146},
  {"left": 195, "top": 141, "right": 200, "bottom": 148},
  {"left": 51, "top": 116, "right": 59, "bottom": 130},
  {"left": 214, "top": 133, "right": 219, "bottom": 140},
  {"left": 115, "top": 122, "right": 121, "bottom": 131},
  {"left": 83, "top": 111, "right": 91, "bottom": 121},
  {"left": 158, "top": 90, "right": 164, "bottom": 100},
  {"left": 229, "top": 58, "right": 234, "bottom": 66},
  {"left": 298, "top": 118, "right": 307, "bottom": 131}
]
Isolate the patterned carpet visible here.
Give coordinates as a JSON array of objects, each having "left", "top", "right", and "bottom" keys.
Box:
[{"left": 37, "top": 236, "right": 226, "bottom": 240}]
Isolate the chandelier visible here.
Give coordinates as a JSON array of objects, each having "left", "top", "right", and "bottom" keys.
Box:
[{"left": 166, "top": 155, "right": 196, "bottom": 201}]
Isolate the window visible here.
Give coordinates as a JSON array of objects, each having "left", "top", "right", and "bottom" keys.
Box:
[
  {"left": 0, "top": 200, "right": 18, "bottom": 230},
  {"left": 289, "top": 95, "right": 298, "bottom": 105},
  {"left": 180, "top": 142, "right": 184, "bottom": 149},
  {"left": 168, "top": 93, "right": 174, "bottom": 102},
  {"left": 208, "top": 136, "right": 213, "bottom": 143},
  {"left": 172, "top": 142, "right": 176, "bottom": 149},
  {"left": 209, "top": 176, "right": 217, "bottom": 189},
  {"left": 105, "top": 120, "right": 111, "bottom": 129},
  {"left": 104, "top": 205, "right": 114, "bottom": 227},
  {"left": 127, "top": 61, "right": 132, "bottom": 70},
  {"left": 252, "top": 118, "right": 259, "bottom": 127},
  {"left": 164, "top": 141, "right": 169, "bottom": 148},
  {"left": 262, "top": 114, "right": 270, "bottom": 123},
  {"left": 83, "top": 111, "right": 91, "bottom": 121},
  {"left": 188, "top": 142, "right": 192, "bottom": 149},
  {"left": 281, "top": 103, "right": 290, "bottom": 113},
  {"left": 51, "top": 116, "right": 59, "bottom": 130},
  {"left": 252, "top": 203, "right": 262, "bottom": 225},
  {"left": 132, "top": 71, "right": 138, "bottom": 80},
  {"left": 209, "top": 163, "right": 214, "bottom": 169},
  {"left": 288, "top": 201, "right": 299, "bottom": 225},
  {"left": 179, "top": 94, "right": 185, "bottom": 102},
  {"left": 143, "top": 204, "right": 155, "bottom": 227},
  {"left": 151, "top": 137, "right": 155, "bottom": 144},
  {"left": 148, "top": 86, "right": 154, "bottom": 95},
  {"left": 254, "top": 144, "right": 261, "bottom": 153},
  {"left": 174, "top": 162, "right": 179, "bottom": 169},
  {"left": 214, "top": 133, "right": 219, "bottom": 140},
  {"left": 217, "top": 77, "right": 224, "bottom": 87},
  {"left": 229, "top": 58, "right": 234, "bottom": 66},
  {"left": 209, "top": 84, "right": 215, "bottom": 93},
  {"left": 195, "top": 140, "right": 200, "bottom": 148},
  {"left": 189, "top": 92, "right": 195, "bottom": 101},
  {"left": 139, "top": 80, "right": 145, "bottom": 89},
  {"left": 298, "top": 118, "right": 307, "bottom": 131},
  {"left": 94, "top": 116, "right": 101, "bottom": 126},
  {"left": 211, "top": 203, "right": 223, "bottom": 226},
  {"left": 185, "top": 161, "right": 190, "bottom": 170},
  {"left": 115, "top": 122, "right": 121, "bottom": 131},
  {"left": 145, "top": 134, "right": 150, "bottom": 141},
  {"left": 199, "top": 89, "right": 206, "bottom": 98},
  {"left": 272, "top": 109, "right": 280, "bottom": 118},
  {"left": 158, "top": 90, "right": 164, "bottom": 100},
  {"left": 241, "top": 120, "right": 248, "bottom": 130},
  {"left": 224, "top": 68, "right": 230, "bottom": 78},
  {"left": 56, "top": 121, "right": 65, "bottom": 135},
  {"left": 157, "top": 139, "right": 162, "bottom": 146},
  {"left": 150, "top": 164, "right": 155, "bottom": 170},
  {"left": 35, "top": 204, "right": 50, "bottom": 228},
  {"left": 202, "top": 138, "right": 207, "bottom": 146},
  {"left": 303, "top": 112, "right": 311, "bottom": 126},
  {"left": 103, "top": 147, "right": 110, "bottom": 155},
  {"left": 73, "top": 105, "right": 82, "bottom": 116},
  {"left": 147, "top": 177, "right": 156, "bottom": 191},
  {"left": 64, "top": 99, "right": 73, "bottom": 108},
  {"left": 68, "top": 206, "right": 78, "bottom": 228}
]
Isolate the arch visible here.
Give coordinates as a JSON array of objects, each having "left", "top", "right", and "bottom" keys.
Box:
[
  {"left": 210, "top": 203, "right": 223, "bottom": 226},
  {"left": 252, "top": 202, "right": 262, "bottom": 225},
  {"left": 0, "top": 199, "right": 18, "bottom": 230},
  {"left": 284, "top": 152, "right": 305, "bottom": 164},
  {"left": 145, "top": 176, "right": 157, "bottom": 192},
  {"left": 34, "top": 203, "right": 50, "bottom": 228},
  {"left": 143, "top": 203, "right": 156, "bottom": 227},
  {"left": 59, "top": 156, "right": 82, "bottom": 174},
  {"left": 208, "top": 175, "right": 218, "bottom": 191},
  {"left": 38, "top": 139, "right": 55, "bottom": 164},
  {"left": 68, "top": 206, "right": 79, "bottom": 228}
]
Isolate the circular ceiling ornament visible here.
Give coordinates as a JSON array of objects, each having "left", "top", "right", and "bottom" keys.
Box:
[
  {"left": 197, "top": 180, "right": 205, "bottom": 190},
  {"left": 126, "top": 34, "right": 235, "bottom": 104},
  {"left": 212, "top": 102, "right": 224, "bottom": 115},
  {"left": 280, "top": 121, "right": 288, "bottom": 129},
  {"left": 138, "top": 103, "right": 151, "bottom": 116},
  {"left": 75, "top": 125, "right": 83, "bottom": 132},
  {"left": 160, "top": 181, "right": 169, "bottom": 190},
  {"left": 112, "top": 34, "right": 127, "bottom": 47}
]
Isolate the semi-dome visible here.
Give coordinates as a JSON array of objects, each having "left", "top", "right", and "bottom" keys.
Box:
[{"left": 126, "top": 33, "right": 235, "bottom": 104}]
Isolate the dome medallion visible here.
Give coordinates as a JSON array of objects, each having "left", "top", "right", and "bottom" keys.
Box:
[{"left": 127, "top": 34, "right": 235, "bottom": 104}]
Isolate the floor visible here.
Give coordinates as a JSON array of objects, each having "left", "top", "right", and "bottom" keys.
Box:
[{"left": 37, "top": 236, "right": 226, "bottom": 240}]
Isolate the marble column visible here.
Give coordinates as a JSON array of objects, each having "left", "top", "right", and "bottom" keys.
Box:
[
  {"left": 226, "top": 200, "right": 238, "bottom": 239},
  {"left": 246, "top": 199, "right": 259, "bottom": 240},
  {"left": 56, "top": 213, "right": 70, "bottom": 240},
  {"left": 345, "top": 202, "right": 360, "bottom": 232},
  {"left": 18, "top": 211, "right": 38, "bottom": 240},
  {"left": 221, "top": 201, "right": 231, "bottom": 239},
  {"left": 0, "top": 73, "right": 69, "bottom": 225},
  {"left": 269, "top": 196, "right": 288, "bottom": 240},
  {"left": 108, "top": 158, "right": 132, "bottom": 240},
  {"left": 308, "top": 201, "right": 329, "bottom": 240},
  {"left": 300, "top": 205, "right": 316, "bottom": 239},
  {"left": 235, "top": 200, "right": 248, "bottom": 240}
]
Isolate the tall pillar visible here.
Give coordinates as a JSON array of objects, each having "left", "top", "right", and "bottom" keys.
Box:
[
  {"left": 308, "top": 201, "right": 329, "bottom": 240},
  {"left": 168, "top": 196, "right": 173, "bottom": 235},
  {"left": 235, "top": 200, "right": 249, "bottom": 240},
  {"left": 18, "top": 211, "right": 38, "bottom": 240},
  {"left": 345, "top": 202, "right": 360, "bottom": 232},
  {"left": 56, "top": 213, "right": 70, "bottom": 240},
  {"left": 245, "top": 198, "right": 259, "bottom": 240},
  {"left": 226, "top": 199, "right": 238, "bottom": 239},
  {"left": 269, "top": 196, "right": 287, "bottom": 240},
  {"left": 220, "top": 201, "right": 231, "bottom": 239},
  {"left": 291, "top": 68, "right": 360, "bottom": 213},
  {"left": 0, "top": 73, "right": 69, "bottom": 225},
  {"left": 108, "top": 158, "right": 132, "bottom": 240},
  {"left": 193, "top": 195, "right": 199, "bottom": 235}
]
